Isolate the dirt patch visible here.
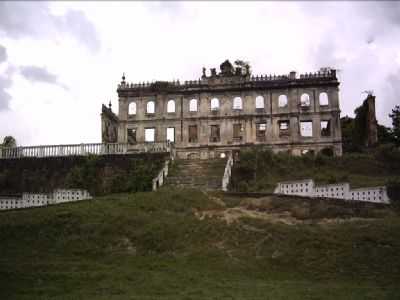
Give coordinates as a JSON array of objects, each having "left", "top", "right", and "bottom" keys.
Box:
[
  {"left": 195, "top": 196, "right": 381, "bottom": 225},
  {"left": 196, "top": 207, "right": 301, "bottom": 225}
]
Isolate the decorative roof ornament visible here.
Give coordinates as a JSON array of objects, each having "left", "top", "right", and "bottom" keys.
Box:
[{"left": 108, "top": 100, "right": 112, "bottom": 109}]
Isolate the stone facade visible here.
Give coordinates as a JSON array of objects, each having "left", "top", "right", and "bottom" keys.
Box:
[
  {"left": 274, "top": 179, "right": 390, "bottom": 204},
  {"left": 102, "top": 60, "right": 342, "bottom": 159}
]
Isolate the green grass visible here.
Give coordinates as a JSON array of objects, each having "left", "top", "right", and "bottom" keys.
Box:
[
  {"left": 1, "top": 187, "right": 400, "bottom": 299},
  {"left": 231, "top": 149, "right": 400, "bottom": 192}
]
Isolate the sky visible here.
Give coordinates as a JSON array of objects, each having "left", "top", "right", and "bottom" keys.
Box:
[{"left": 0, "top": 1, "right": 399, "bottom": 146}]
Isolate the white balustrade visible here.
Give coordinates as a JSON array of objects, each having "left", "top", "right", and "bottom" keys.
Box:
[{"left": 0, "top": 141, "right": 174, "bottom": 159}]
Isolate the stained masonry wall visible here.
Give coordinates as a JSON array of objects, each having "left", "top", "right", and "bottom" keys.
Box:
[{"left": 117, "top": 82, "right": 342, "bottom": 159}]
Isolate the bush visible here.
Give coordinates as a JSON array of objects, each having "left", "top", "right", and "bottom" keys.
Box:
[{"left": 387, "top": 180, "right": 400, "bottom": 205}]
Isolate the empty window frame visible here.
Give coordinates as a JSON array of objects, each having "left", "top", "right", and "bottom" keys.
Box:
[
  {"left": 300, "top": 121, "right": 313, "bottom": 137},
  {"left": 145, "top": 128, "right": 155, "bottom": 142},
  {"left": 256, "top": 123, "right": 267, "bottom": 141},
  {"left": 300, "top": 93, "right": 311, "bottom": 107},
  {"left": 233, "top": 123, "right": 243, "bottom": 140},
  {"left": 255, "top": 95, "right": 264, "bottom": 109},
  {"left": 166, "top": 127, "right": 175, "bottom": 142},
  {"left": 319, "top": 92, "right": 329, "bottom": 106},
  {"left": 146, "top": 101, "right": 155, "bottom": 114},
  {"left": 233, "top": 97, "right": 243, "bottom": 110},
  {"left": 127, "top": 128, "right": 137, "bottom": 145},
  {"left": 167, "top": 99, "right": 176, "bottom": 113},
  {"left": 188, "top": 125, "right": 198, "bottom": 143},
  {"left": 279, "top": 120, "right": 290, "bottom": 136},
  {"left": 211, "top": 98, "right": 220, "bottom": 111},
  {"left": 210, "top": 125, "right": 220, "bottom": 142},
  {"left": 128, "top": 102, "right": 137, "bottom": 115},
  {"left": 189, "top": 99, "right": 198, "bottom": 112},
  {"left": 278, "top": 95, "right": 288, "bottom": 107},
  {"left": 321, "top": 120, "right": 331, "bottom": 136}
]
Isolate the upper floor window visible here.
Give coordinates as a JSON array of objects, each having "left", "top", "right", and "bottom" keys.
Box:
[
  {"left": 319, "top": 92, "right": 329, "bottom": 106},
  {"left": 255, "top": 96, "right": 264, "bottom": 109},
  {"left": 211, "top": 98, "right": 220, "bottom": 111},
  {"left": 300, "top": 93, "right": 310, "bottom": 107},
  {"left": 128, "top": 102, "right": 137, "bottom": 115},
  {"left": 189, "top": 99, "right": 198, "bottom": 112},
  {"left": 278, "top": 95, "right": 288, "bottom": 107},
  {"left": 233, "top": 97, "right": 243, "bottom": 110},
  {"left": 147, "top": 101, "right": 155, "bottom": 114},
  {"left": 167, "top": 99, "right": 175, "bottom": 113}
]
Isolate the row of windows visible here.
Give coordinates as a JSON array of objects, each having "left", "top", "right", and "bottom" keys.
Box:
[
  {"left": 127, "top": 119, "right": 331, "bottom": 144},
  {"left": 128, "top": 92, "right": 330, "bottom": 115}
]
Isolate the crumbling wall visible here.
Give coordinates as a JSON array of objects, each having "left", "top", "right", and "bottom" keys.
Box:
[{"left": 101, "top": 104, "right": 119, "bottom": 143}]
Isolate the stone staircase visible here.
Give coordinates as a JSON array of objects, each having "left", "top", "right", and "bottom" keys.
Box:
[{"left": 165, "top": 158, "right": 227, "bottom": 190}]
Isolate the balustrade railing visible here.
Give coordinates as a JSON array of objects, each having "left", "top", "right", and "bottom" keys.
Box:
[{"left": 0, "top": 142, "right": 174, "bottom": 159}]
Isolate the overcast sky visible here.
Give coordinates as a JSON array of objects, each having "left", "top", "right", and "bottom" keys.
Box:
[{"left": 0, "top": 1, "right": 399, "bottom": 146}]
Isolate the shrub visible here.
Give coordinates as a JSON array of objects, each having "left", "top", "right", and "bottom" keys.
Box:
[{"left": 387, "top": 180, "right": 400, "bottom": 206}]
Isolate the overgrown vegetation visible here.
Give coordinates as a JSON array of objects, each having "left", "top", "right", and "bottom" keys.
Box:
[
  {"left": 231, "top": 146, "right": 400, "bottom": 193},
  {"left": 0, "top": 188, "right": 399, "bottom": 299},
  {"left": 0, "top": 153, "right": 166, "bottom": 196}
]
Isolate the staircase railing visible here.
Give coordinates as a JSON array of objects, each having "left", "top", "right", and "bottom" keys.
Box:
[
  {"left": 222, "top": 152, "right": 234, "bottom": 191},
  {"left": 152, "top": 160, "right": 170, "bottom": 191}
]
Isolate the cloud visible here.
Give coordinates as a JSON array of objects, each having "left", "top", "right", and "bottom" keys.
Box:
[
  {"left": 0, "top": 45, "right": 6, "bottom": 63},
  {"left": 384, "top": 69, "right": 400, "bottom": 116},
  {"left": 19, "top": 65, "right": 68, "bottom": 90},
  {"left": 0, "top": 74, "right": 12, "bottom": 110},
  {"left": 0, "top": 2, "right": 101, "bottom": 52}
]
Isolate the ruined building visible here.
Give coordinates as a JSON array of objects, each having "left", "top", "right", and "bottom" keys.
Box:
[
  {"left": 364, "top": 93, "right": 378, "bottom": 147},
  {"left": 101, "top": 60, "right": 342, "bottom": 159}
]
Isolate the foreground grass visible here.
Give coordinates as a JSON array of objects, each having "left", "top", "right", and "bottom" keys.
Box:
[{"left": 0, "top": 188, "right": 399, "bottom": 299}]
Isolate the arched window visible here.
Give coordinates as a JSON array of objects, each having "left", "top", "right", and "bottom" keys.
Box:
[
  {"left": 211, "top": 98, "right": 220, "bottom": 111},
  {"left": 189, "top": 99, "right": 198, "bottom": 112},
  {"left": 278, "top": 95, "right": 288, "bottom": 107},
  {"left": 319, "top": 92, "right": 329, "bottom": 106},
  {"left": 300, "top": 93, "right": 310, "bottom": 106},
  {"left": 233, "top": 97, "right": 243, "bottom": 110},
  {"left": 128, "top": 102, "right": 136, "bottom": 115},
  {"left": 146, "top": 101, "right": 155, "bottom": 114},
  {"left": 255, "top": 96, "right": 264, "bottom": 109},
  {"left": 167, "top": 99, "right": 175, "bottom": 113}
]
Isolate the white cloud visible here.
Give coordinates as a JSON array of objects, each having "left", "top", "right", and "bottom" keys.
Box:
[{"left": 0, "top": 1, "right": 399, "bottom": 146}]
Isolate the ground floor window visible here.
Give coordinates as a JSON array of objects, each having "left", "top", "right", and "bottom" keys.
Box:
[
  {"left": 321, "top": 120, "right": 331, "bottom": 136},
  {"left": 210, "top": 125, "right": 220, "bottom": 142},
  {"left": 300, "top": 121, "right": 313, "bottom": 137},
  {"left": 256, "top": 123, "right": 266, "bottom": 141},
  {"left": 279, "top": 120, "right": 290, "bottom": 136},
  {"left": 233, "top": 123, "right": 243, "bottom": 141},
  {"left": 188, "top": 125, "right": 198, "bottom": 143},
  {"left": 145, "top": 128, "right": 155, "bottom": 142},
  {"left": 127, "top": 128, "right": 137, "bottom": 144},
  {"left": 166, "top": 127, "right": 175, "bottom": 142}
]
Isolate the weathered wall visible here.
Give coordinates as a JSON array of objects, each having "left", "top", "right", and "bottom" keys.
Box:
[
  {"left": 115, "top": 63, "right": 342, "bottom": 159},
  {"left": 0, "top": 153, "right": 168, "bottom": 196}
]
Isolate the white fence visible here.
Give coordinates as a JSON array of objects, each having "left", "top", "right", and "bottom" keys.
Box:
[
  {"left": 0, "top": 142, "right": 174, "bottom": 159},
  {"left": 274, "top": 179, "right": 390, "bottom": 204},
  {"left": 152, "top": 160, "right": 170, "bottom": 191},
  {"left": 0, "top": 189, "right": 92, "bottom": 210}
]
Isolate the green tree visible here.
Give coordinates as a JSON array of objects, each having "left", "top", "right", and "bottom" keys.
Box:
[
  {"left": 389, "top": 105, "right": 400, "bottom": 145},
  {"left": 1, "top": 136, "right": 16, "bottom": 148}
]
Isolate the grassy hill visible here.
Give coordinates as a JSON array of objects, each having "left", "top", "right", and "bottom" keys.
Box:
[
  {"left": 231, "top": 146, "right": 400, "bottom": 193},
  {"left": 1, "top": 188, "right": 399, "bottom": 299}
]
